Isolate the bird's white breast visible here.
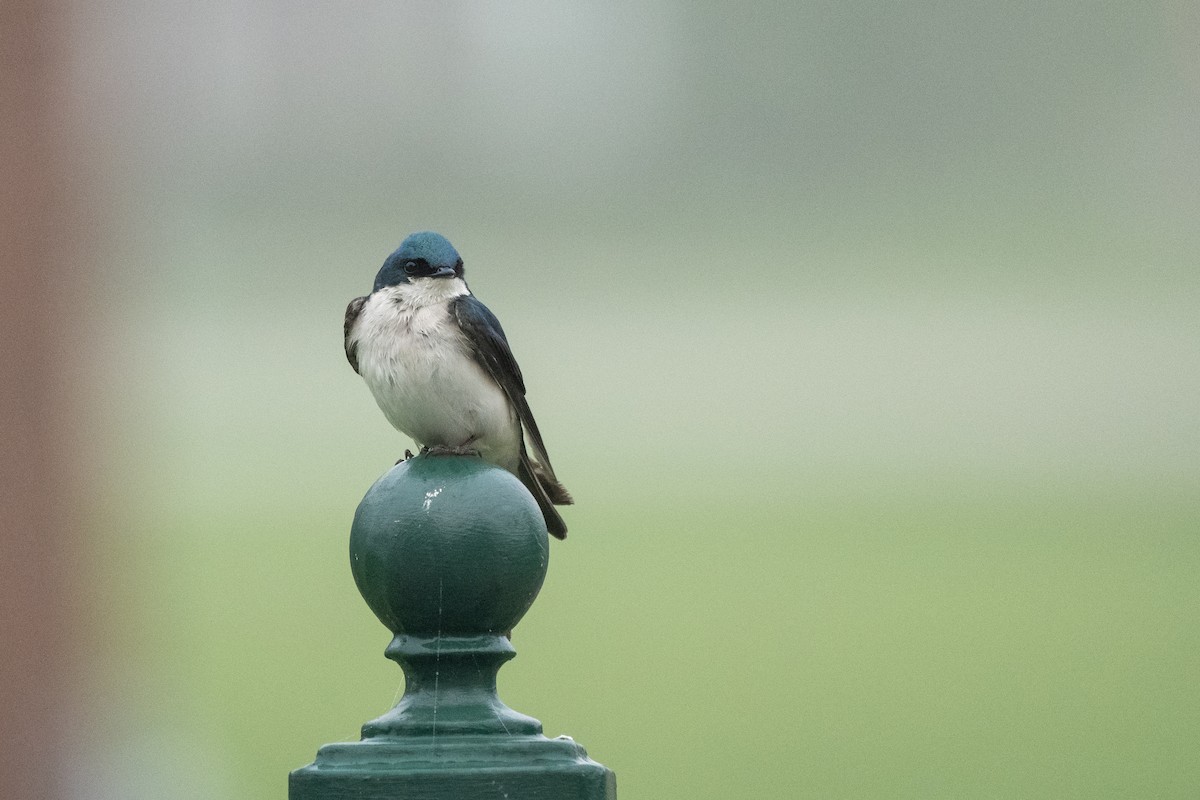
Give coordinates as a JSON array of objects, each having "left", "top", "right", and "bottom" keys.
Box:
[{"left": 349, "top": 279, "right": 520, "bottom": 469}]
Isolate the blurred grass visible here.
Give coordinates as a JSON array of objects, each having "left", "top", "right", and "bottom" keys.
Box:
[{"left": 92, "top": 462, "right": 1198, "bottom": 799}]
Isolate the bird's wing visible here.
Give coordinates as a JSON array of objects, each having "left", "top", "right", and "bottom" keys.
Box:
[
  {"left": 344, "top": 296, "right": 367, "bottom": 374},
  {"left": 452, "top": 294, "right": 572, "bottom": 539},
  {"left": 450, "top": 294, "right": 555, "bottom": 476}
]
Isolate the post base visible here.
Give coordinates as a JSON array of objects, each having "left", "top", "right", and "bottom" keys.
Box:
[{"left": 290, "top": 734, "right": 616, "bottom": 800}]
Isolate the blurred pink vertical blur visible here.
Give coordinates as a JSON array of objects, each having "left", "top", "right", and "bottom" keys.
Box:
[{"left": 1, "top": 3, "right": 80, "bottom": 799}]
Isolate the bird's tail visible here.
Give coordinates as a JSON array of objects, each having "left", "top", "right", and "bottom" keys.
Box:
[
  {"left": 532, "top": 461, "right": 573, "bottom": 505},
  {"left": 518, "top": 452, "right": 570, "bottom": 540}
]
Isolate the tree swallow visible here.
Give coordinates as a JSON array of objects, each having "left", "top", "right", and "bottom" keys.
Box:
[{"left": 344, "top": 231, "right": 572, "bottom": 539}]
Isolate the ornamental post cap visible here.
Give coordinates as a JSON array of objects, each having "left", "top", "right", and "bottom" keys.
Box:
[
  {"left": 350, "top": 454, "right": 549, "bottom": 639},
  {"left": 290, "top": 453, "right": 615, "bottom": 798}
]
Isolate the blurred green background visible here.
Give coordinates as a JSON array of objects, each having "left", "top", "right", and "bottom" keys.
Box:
[{"left": 65, "top": 3, "right": 1197, "bottom": 798}]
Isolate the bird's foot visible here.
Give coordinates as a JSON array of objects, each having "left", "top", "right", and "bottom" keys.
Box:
[
  {"left": 394, "top": 449, "right": 416, "bottom": 465},
  {"left": 424, "top": 444, "right": 481, "bottom": 458}
]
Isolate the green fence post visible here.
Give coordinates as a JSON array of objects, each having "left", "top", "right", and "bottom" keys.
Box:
[{"left": 290, "top": 454, "right": 616, "bottom": 799}]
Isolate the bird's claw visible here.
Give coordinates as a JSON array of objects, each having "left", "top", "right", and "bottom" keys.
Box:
[
  {"left": 395, "top": 449, "right": 416, "bottom": 465},
  {"left": 425, "top": 444, "right": 481, "bottom": 458}
]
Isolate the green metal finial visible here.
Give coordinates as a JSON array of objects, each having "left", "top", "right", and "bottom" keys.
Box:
[{"left": 290, "top": 455, "right": 615, "bottom": 799}]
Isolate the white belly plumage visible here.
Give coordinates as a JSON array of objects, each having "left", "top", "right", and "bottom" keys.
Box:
[{"left": 352, "top": 285, "right": 521, "bottom": 471}]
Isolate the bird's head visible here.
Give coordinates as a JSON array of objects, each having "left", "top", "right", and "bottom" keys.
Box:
[{"left": 373, "top": 231, "right": 465, "bottom": 292}]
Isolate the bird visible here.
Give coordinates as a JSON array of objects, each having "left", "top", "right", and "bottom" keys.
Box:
[{"left": 344, "top": 231, "right": 572, "bottom": 539}]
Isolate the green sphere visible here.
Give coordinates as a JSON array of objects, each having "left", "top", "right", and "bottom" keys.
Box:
[{"left": 349, "top": 455, "right": 549, "bottom": 637}]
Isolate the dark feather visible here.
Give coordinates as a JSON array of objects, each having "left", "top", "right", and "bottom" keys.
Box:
[
  {"left": 519, "top": 454, "right": 569, "bottom": 539},
  {"left": 344, "top": 295, "right": 367, "bottom": 374},
  {"left": 533, "top": 461, "right": 573, "bottom": 505},
  {"left": 451, "top": 294, "right": 572, "bottom": 538}
]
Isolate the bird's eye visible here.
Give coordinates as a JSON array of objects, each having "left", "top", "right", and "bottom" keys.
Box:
[{"left": 403, "top": 261, "right": 419, "bottom": 275}]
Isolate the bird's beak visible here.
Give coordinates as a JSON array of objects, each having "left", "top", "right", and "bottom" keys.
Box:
[{"left": 431, "top": 265, "right": 457, "bottom": 279}]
